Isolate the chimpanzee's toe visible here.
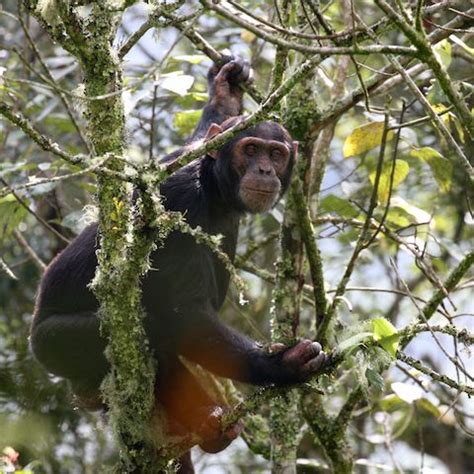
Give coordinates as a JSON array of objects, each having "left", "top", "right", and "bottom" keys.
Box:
[{"left": 197, "top": 406, "right": 243, "bottom": 453}]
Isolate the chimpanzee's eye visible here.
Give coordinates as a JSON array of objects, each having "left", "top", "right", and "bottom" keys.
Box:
[
  {"left": 271, "top": 148, "right": 283, "bottom": 160},
  {"left": 245, "top": 144, "right": 258, "bottom": 156}
]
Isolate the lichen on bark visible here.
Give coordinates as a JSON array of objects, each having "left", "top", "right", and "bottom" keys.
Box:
[{"left": 26, "top": 1, "right": 163, "bottom": 470}]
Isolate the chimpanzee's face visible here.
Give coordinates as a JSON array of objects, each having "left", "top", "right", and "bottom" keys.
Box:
[
  {"left": 232, "top": 135, "right": 291, "bottom": 213},
  {"left": 220, "top": 121, "right": 295, "bottom": 213},
  {"left": 207, "top": 119, "right": 295, "bottom": 213}
]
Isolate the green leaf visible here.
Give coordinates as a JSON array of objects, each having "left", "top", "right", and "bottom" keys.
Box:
[
  {"left": 337, "top": 332, "right": 373, "bottom": 353},
  {"left": 343, "top": 122, "right": 393, "bottom": 158},
  {"left": 386, "top": 208, "right": 412, "bottom": 227},
  {"left": 392, "top": 404, "right": 414, "bottom": 438},
  {"left": 416, "top": 398, "right": 442, "bottom": 417},
  {"left": 0, "top": 193, "right": 16, "bottom": 204},
  {"left": 173, "top": 110, "right": 202, "bottom": 136},
  {"left": 369, "top": 160, "right": 409, "bottom": 203},
  {"left": 434, "top": 39, "right": 452, "bottom": 69},
  {"left": 379, "top": 394, "right": 407, "bottom": 412},
  {"left": 319, "top": 195, "right": 359, "bottom": 218},
  {"left": 410, "top": 147, "right": 452, "bottom": 192},
  {"left": 365, "top": 367, "right": 384, "bottom": 391},
  {"left": 0, "top": 195, "right": 28, "bottom": 238},
  {"left": 175, "top": 92, "right": 209, "bottom": 108},
  {"left": 372, "top": 317, "right": 399, "bottom": 358},
  {"left": 171, "top": 54, "right": 207, "bottom": 64}
]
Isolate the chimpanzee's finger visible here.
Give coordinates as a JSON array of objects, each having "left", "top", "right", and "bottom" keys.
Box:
[
  {"left": 268, "top": 342, "right": 287, "bottom": 354},
  {"left": 282, "top": 339, "right": 313, "bottom": 364},
  {"left": 207, "top": 54, "right": 234, "bottom": 82},
  {"left": 237, "top": 61, "right": 253, "bottom": 85},
  {"left": 302, "top": 351, "right": 327, "bottom": 374}
]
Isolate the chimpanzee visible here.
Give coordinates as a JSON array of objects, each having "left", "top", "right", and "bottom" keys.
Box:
[{"left": 30, "top": 57, "right": 326, "bottom": 471}]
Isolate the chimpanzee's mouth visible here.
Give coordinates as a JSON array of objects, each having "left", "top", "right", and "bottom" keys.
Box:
[{"left": 242, "top": 187, "right": 277, "bottom": 195}]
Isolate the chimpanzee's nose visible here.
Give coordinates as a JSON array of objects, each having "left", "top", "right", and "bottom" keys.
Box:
[{"left": 259, "top": 161, "right": 272, "bottom": 175}]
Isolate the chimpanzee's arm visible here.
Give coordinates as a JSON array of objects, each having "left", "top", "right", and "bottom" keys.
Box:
[
  {"left": 172, "top": 304, "right": 326, "bottom": 386},
  {"left": 190, "top": 57, "right": 251, "bottom": 140},
  {"left": 161, "top": 57, "right": 252, "bottom": 164}
]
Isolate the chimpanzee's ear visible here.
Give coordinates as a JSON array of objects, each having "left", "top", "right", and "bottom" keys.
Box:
[
  {"left": 292, "top": 141, "right": 299, "bottom": 160},
  {"left": 205, "top": 123, "right": 223, "bottom": 159}
]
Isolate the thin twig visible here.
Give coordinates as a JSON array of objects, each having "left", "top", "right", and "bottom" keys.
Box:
[
  {"left": 397, "top": 352, "right": 474, "bottom": 395},
  {"left": 13, "top": 229, "right": 47, "bottom": 271}
]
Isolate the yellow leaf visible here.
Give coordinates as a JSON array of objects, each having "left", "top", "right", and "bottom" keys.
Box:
[
  {"left": 343, "top": 122, "right": 393, "bottom": 158},
  {"left": 369, "top": 160, "right": 410, "bottom": 203},
  {"left": 411, "top": 147, "right": 452, "bottom": 192},
  {"left": 241, "top": 30, "right": 257, "bottom": 43}
]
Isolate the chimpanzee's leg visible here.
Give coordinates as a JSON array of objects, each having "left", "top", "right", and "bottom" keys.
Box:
[
  {"left": 30, "top": 312, "right": 109, "bottom": 409},
  {"left": 156, "top": 356, "right": 243, "bottom": 454}
]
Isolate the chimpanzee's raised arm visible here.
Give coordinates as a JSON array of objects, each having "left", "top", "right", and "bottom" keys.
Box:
[
  {"left": 160, "top": 57, "right": 252, "bottom": 164},
  {"left": 190, "top": 56, "right": 252, "bottom": 140}
]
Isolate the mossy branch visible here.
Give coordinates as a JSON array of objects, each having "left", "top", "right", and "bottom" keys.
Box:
[{"left": 397, "top": 352, "right": 474, "bottom": 395}]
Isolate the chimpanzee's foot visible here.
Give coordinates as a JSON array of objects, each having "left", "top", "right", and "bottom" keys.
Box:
[{"left": 197, "top": 406, "right": 244, "bottom": 453}]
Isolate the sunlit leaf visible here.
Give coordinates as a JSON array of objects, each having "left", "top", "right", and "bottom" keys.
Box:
[
  {"left": 390, "top": 196, "right": 431, "bottom": 224},
  {"left": 432, "top": 104, "right": 465, "bottom": 143},
  {"left": 385, "top": 209, "right": 411, "bottom": 227},
  {"left": 172, "top": 54, "right": 207, "bottom": 64},
  {"left": 450, "top": 35, "right": 474, "bottom": 56},
  {"left": 411, "top": 147, "right": 452, "bottom": 192},
  {"left": 372, "top": 317, "right": 399, "bottom": 358},
  {"left": 241, "top": 30, "right": 257, "bottom": 43},
  {"left": 417, "top": 398, "right": 442, "bottom": 417},
  {"left": 434, "top": 40, "right": 452, "bottom": 69},
  {"left": 379, "top": 394, "right": 406, "bottom": 412},
  {"left": 173, "top": 110, "right": 202, "bottom": 136},
  {"left": 391, "top": 382, "right": 423, "bottom": 403},
  {"left": 343, "top": 122, "right": 393, "bottom": 158},
  {"left": 0, "top": 193, "right": 17, "bottom": 204},
  {"left": 161, "top": 74, "right": 195, "bottom": 96},
  {"left": 369, "top": 160, "right": 409, "bottom": 203}
]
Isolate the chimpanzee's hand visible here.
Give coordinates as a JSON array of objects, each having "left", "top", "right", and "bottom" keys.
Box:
[
  {"left": 197, "top": 405, "right": 244, "bottom": 454},
  {"left": 207, "top": 56, "right": 253, "bottom": 118},
  {"left": 272, "top": 339, "right": 327, "bottom": 384}
]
